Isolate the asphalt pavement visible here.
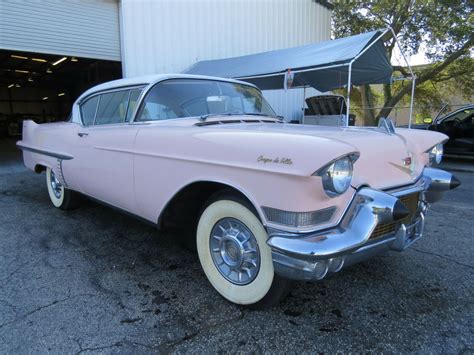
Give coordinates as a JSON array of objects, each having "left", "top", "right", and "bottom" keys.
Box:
[{"left": 0, "top": 138, "right": 473, "bottom": 353}]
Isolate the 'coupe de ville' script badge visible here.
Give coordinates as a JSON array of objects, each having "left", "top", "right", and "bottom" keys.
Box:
[{"left": 257, "top": 155, "right": 293, "bottom": 165}]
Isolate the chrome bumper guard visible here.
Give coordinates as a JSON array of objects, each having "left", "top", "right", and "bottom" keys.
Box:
[{"left": 267, "top": 167, "right": 460, "bottom": 281}]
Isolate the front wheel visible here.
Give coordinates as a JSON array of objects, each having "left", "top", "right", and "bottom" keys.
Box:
[
  {"left": 46, "top": 167, "right": 80, "bottom": 210},
  {"left": 196, "top": 197, "right": 289, "bottom": 308}
]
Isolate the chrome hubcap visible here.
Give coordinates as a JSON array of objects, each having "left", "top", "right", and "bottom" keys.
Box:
[
  {"left": 50, "top": 170, "right": 62, "bottom": 199},
  {"left": 210, "top": 217, "right": 260, "bottom": 285}
]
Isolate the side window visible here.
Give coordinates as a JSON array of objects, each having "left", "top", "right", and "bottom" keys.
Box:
[
  {"left": 80, "top": 96, "right": 99, "bottom": 126},
  {"left": 95, "top": 90, "right": 130, "bottom": 125},
  {"left": 443, "top": 109, "right": 473, "bottom": 124},
  {"left": 125, "top": 89, "right": 142, "bottom": 122}
]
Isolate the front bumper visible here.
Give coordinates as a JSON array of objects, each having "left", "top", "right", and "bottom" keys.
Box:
[{"left": 267, "top": 167, "right": 460, "bottom": 281}]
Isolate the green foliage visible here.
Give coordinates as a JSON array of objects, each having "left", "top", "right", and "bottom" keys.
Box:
[{"left": 332, "top": 0, "right": 474, "bottom": 124}]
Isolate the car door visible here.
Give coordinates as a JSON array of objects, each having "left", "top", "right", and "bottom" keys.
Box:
[
  {"left": 436, "top": 108, "right": 474, "bottom": 155},
  {"left": 70, "top": 88, "right": 143, "bottom": 212}
]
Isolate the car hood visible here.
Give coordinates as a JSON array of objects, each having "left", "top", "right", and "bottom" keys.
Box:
[{"left": 182, "top": 121, "right": 447, "bottom": 190}]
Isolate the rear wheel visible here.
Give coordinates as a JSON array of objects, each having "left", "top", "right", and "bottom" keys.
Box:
[
  {"left": 196, "top": 197, "right": 289, "bottom": 308},
  {"left": 46, "top": 167, "right": 80, "bottom": 210}
]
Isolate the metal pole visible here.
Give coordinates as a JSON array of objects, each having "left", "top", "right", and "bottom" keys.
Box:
[
  {"left": 389, "top": 26, "right": 416, "bottom": 129},
  {"left": 408, "top": 75, "right": 416, "bottom": 128},
  {"left": 346, "top": 63, "right": 352, "bottom": 127}
]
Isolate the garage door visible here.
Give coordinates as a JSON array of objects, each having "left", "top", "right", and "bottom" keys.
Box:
[{"left": 0, "top": 0, "right": 121, "bottom": 61}]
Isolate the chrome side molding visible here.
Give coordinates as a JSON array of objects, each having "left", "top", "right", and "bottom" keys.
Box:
[{"left": 16, "top": 142, "right": 74, "bottom": 160}]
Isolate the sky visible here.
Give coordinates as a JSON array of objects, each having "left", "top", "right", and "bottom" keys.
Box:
[{"left": 392, "top": 43, "right": 429, "bottom": 67}]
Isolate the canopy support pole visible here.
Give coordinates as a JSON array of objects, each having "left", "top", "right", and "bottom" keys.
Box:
[
  {"left": 344, "top": 28, "right": 390, "bottom": 127},
  {"left": 345, "top": 63, "right": 352, "bottom": 127},
  {"left": 389, "top": 26, "right": 416, "bottom": 128},
  {"left": 408, "top": 75, "right": 416, "bottom": 128}
]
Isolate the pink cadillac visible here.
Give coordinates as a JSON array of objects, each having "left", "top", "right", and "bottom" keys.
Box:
[{"left": 17, "top": 74, "right": 460, "bottom": 307}]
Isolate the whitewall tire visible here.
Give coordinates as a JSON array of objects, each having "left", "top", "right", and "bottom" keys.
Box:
[
  {"left": 46, "top": 167, "right": 80, "bottom": 210},
  {"left": 197, "top": 198, "right": 289, "bottom": 307}
]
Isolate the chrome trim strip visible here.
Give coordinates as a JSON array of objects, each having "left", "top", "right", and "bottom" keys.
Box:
[
  {"left": 56, "top": 159, "right": 68, "bottom": 187},
  {"left": 353, "top": 236, "right": 396, "bottom": 254},
  {"left": 385, "top": 176, "right": 426, "bottom": 197},
  {"left": 17, "top": 143, "right": 73, "bottom": 160}
]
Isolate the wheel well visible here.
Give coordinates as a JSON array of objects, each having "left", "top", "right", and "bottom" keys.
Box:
[
  {"left": 157, "top": 181, "right": 257, "bottom": 232},
  {"left": 34, "top": 164, "right": 46, "bottom": 173}
]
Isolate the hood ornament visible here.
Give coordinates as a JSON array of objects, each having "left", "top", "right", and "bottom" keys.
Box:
[{"left": 378, "top": 117, "right": 396, "bottom": 135}]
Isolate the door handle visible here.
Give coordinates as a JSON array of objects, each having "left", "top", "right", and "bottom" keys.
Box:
[{"left": 78, "top": 132, "right": 89, "bottom": 137}]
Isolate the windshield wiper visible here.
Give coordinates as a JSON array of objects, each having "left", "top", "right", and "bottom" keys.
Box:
[
  {"left": 199, "top": 112, "right": 283, "bottom": 121},
  {"left": 243, "top": 112, "right": 284, "bottom": 120},
  {"left": 199, "top": 113, "right": 237, "bottom": 121}
]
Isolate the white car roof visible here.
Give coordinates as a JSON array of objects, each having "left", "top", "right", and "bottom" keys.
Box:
[{"left": 75, "top": 73, "right": 258, "bottom": 104}]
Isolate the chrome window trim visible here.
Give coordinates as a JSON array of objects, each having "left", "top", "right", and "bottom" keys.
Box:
[
  {"left": 78, "top": 85, "right": 146, "bottom": 127},
  {"left": 92, "top": 94, "right": 101, "bottom": 126},
  {"left": 128, "top": 86, "right": 150, "bottom": 124},
  {"left": 123, "top": 90, "right": 132, "bottom": 123},
  {"left": 78, "top": 84, "right": 147, "bottom": 106}
]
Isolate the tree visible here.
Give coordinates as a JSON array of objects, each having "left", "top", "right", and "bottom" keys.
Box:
[{"left": 332, "top": 0, "right": 474, "bottom": 125}]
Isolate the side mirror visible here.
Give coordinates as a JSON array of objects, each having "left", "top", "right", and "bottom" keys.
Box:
[{"left": 423, "top": 117, "right": 433, "bottom": 124}]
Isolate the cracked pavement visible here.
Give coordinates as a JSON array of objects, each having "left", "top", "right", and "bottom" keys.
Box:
[{"left": 0, "top": 139, "right": 473, "bottom": 353}]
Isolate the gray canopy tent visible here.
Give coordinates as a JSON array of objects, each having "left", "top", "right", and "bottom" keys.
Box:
[{"left": 184, "top": 28, "right": 416, "bottom": 127}]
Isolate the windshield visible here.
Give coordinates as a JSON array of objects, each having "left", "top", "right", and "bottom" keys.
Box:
[{"left": 135, "top": 79, "right": 276, "bottom": 121}]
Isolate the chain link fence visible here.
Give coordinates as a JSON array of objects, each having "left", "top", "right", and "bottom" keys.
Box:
[{"left": 353, "top": 103, "right": 471, "bottom": 126}]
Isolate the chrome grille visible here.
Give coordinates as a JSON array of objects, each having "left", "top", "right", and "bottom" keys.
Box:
[{"left": 369, "top": 192, "right": 420, "bottom": 240}]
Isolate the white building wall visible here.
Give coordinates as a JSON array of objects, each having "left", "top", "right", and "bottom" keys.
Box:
[{"left": 119, "top": 0, "right": 331, "bottom": 120}]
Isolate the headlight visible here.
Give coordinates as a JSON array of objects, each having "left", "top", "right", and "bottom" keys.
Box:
[
  {"left": 428, "top": 143, "right": 443, "bottom": 165},
  {"left": 314, "top": 155, "right": 355, "bottom": 197}
]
